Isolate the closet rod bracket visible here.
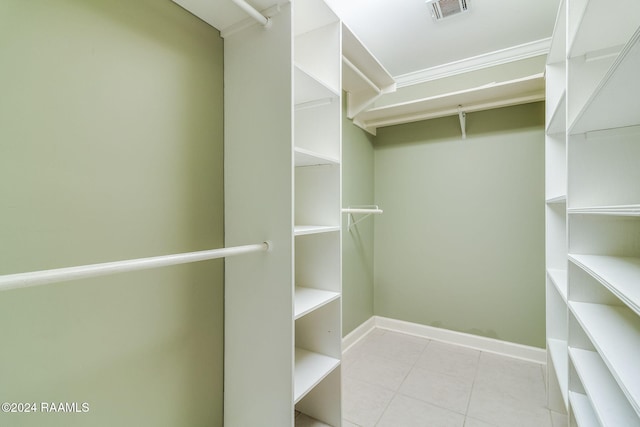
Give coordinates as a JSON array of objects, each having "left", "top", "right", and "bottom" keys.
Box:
[{"left": 342, "top": 206, "right": 384, "bottom": 230}]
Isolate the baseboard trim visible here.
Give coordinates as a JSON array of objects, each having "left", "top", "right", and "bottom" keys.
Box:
[
  {"left": 343, "top": 316, "right": 546, "bottom": 364},
  {"left": 342, "top": 316, "right": 377, "bottom": 353}
]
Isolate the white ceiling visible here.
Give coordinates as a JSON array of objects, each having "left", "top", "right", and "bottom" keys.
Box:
[{"left": 324, "top": 0, "right": 561, "bottom": 79}]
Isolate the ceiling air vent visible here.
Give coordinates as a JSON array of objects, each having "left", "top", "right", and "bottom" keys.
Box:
[{"left": 427, "top": 0, "right": 469, "bottom": 21}]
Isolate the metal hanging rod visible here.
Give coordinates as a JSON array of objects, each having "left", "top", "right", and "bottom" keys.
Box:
[
  {"left": 0, "top": 242, "right": 270, "bottom": 292},
  {"left": 231, "top": 0, "right": 272, "bottom": 28},
  {"left": 342, "top": 206, "right": 383, "bottom": 229}
]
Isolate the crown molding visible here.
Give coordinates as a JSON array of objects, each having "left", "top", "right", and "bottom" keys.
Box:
[{"left": 394, "top": 38, "right": 551, "bottom": 88}]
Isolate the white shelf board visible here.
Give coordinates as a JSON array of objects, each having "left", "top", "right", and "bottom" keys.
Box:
[
  {"left": 570, "top": 28, "right": 640, "bottom": 134},
  {"left": 570, "top": 302, "right": 640, "bottom": 415},
  {"left": 569, "top": 347, "right": 640, "bottom": 426},
  {"left": 294, "top": 348, "right": 340, "bottom": 403},
  {"left": 548, "top": 338, "right": 569, "bottom": 404},
  {"left": 546, "top": 91, "right": 566, "bottom": 135},
  {"left": 294, "top": 225, "right": 340, "bottom": 236},
  {"left": 568, "top": 204, "right": 640, "bottom": 217},
  {"left": 569, "top": 391, "right": 599, "bottom": 427},
  {"left": 548, "top": 269, "right": 568, "bottom": 302},
  {"left": 356, "top": 73, "right": 545, "bottom": 131},
  {"left": 569, "top": 255, "right": 640, "bottom": 315},
  {"left": 341, "top": 24, "right": 395, "bottom": 94},
  {"left": 546, "top": 195, "right": 567, "bottom": 205},
  {"left": 294, "top": 287, "right": 340, "bottom": 320},
  {"left": 547, "top": 0, "right": 567, "bottom": 65},
  {"left": 294, "top": 147, "right": 339, "bottom": 167},
  {"left": 568, "top": 0, "right": 640, "bottom": 58},
  {"left": 295, "top": 65, "right": 339, "bottom": 106}
]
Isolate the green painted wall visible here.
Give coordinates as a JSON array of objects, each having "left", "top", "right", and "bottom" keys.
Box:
[
  {"left": 0, "top": 1, "right": 225, "bottom": 426},
  {"left": 341, "top": 97, "right": 375, "bottom": 336},
  {"left": 373, "top": 102, "right": 546, "bottom": 348}
]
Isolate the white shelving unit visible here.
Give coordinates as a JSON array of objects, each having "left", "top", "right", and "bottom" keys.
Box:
[
  {"left": 545, "top": 0, "right": 568, "bottom": 414},
  {"left": 293, "top": 1, "right": 342, "bottom": 425},
  {"left": 222, "top": 0, "right": 342, "bottom": 425},
  {"left": 546, "top": 0, "right": 640, "bottom": 424}
]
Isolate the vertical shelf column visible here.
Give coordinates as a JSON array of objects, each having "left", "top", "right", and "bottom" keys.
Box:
[
  {"left": 561, "top": 0, "right": 640, "bottom": 424},
  {"left": 223, "top": 5, "right": 295, "bottom": 426},
  {"left": 545, "top": 0, "right": 568, "bottom": 415},
  {"left": 293, "top": 0, "right": 342, "bottom": 425}
]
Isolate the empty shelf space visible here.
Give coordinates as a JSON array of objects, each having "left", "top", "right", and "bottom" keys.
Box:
[
  {"left": 294, "top": 147, "right": 339, "bottom": 167},
  {"left": 569, "top": 391, "right": 599, "bottom": 427},
  {"left": 569, "top": 347, "right": 640, "bottom": 426},
  {"left": 295, "top": 65, "right": 339, "bottom": 107},
  {"left": 547, "top": 269, "right": 568, "bottom": 301},
  {"left": 568, "top": 204, "right": 640, "bottom": 216},
  {"left": 569, "top": 254, "right": 640, "bottom": 315},
  {"left": 294, "top": 348, "right": 340, "bottom": 404},
  {"left": 570, "top": 28, "right": 640, "bottom": 134},
  {"left": 569, "top": 302, "right": 640, "bottom": 414},
  {"left": 294, "top": 225, "right": 340, "bottom": 236},
  {"left": 294, "top": 287, "right": 340, "bottom": 320},
  {"left": 568, "top": 0, "right": 640, "bottom": 59}
]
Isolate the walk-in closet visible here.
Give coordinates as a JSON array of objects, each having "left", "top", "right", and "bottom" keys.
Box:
[{"left": 1, "top": 0, "right": 638, "bottom": 426}]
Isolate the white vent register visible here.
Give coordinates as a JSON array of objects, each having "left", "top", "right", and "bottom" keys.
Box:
[{"left": 427, "top": 0, "right": 469, "bottom": 21}]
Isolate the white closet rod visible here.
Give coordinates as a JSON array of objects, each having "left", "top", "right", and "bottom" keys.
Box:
[
  {"left": 0, "top": 242, "right": 270, "bottom": 292},
  {"left": 342, "top": 208, "right": 383, "bottom": 215},
  {"left": 231, "top": 0, "right": 272, "bottom": 28}
]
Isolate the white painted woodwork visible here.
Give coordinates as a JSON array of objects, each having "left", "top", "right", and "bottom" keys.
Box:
[
  {"left": 224, "top": 5, "right": 294, "bottom": 425},
  {"left": 292, "top": 1, "right": 342, "bottom": 424},
  {"left": 341, "top": 24, "right": 395, "bottom": 123},
  {"left": 223, "top": 0, "right": 342, "bottom": 424},
  {"left": 546, "top": 1, "right": 640, "bottom": 423},
  {"left": 295, "top": 287, "right": 340, "bottom": 320},
  {"left": 294, "top": 348, "right": 340, "bottom": 403},
  {"left": 570, "top": 346, "right": 640, "bottom": 425},
  {"left": 569, "top": 392, "right": 599, "bottom": 427},
  {"left": 570, "top": 29, "right": 640, "bottom": 134},
  {"left": 356, "top": 72, "right": 545, "bottom": 131}
]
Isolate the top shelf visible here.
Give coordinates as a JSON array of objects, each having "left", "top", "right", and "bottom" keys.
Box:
[
  {"left": 568, "top": 0, "right": 640, "bottom": 58},
  {"left": 570, "top": 27, "right": 640, "bottom": 134},
  {"left": 547, "top": 0, "right": 566, "bottom": 65},
  {"left": 357, "top": 73, "right": 545, "bottom": 131}
]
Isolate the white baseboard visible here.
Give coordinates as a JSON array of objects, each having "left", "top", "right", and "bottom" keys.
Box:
[
  {"left": 342, "top": 316, "right": 377, "bottom": 353},
  {"left": 344, "top": 316, "right": 546, "bottom": 364}
]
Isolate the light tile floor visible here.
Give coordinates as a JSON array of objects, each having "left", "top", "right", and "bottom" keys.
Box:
[{"left": 341, "top": 328, "right": 568, "bottom": 427}]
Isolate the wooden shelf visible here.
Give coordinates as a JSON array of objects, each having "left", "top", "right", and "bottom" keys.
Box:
[
  {"left": 569, "top": 391, "right": 599, "bottom": 427},
  {"left": 342, "top": 23, "right": 395, "bottom": 121},
  {"left": 547, "top": 269, "right": 568, "bottom": 302},
  {"left": 546, "top": 0, "right": 566, "bottom": 65},
  {"left": 294, "top": 348, "right": 340, "bottom": 403},
  {"left": 570, "top": 347, "right": 640, "bottom": 426},
  {"left": 546, "top": 91, "right": 566, "bottom": 135},
  {"left": 294, "top": 65, "right": 339, "bottom": 107},
  {"left": 548, "top": 338, "right": 569, "bottom": 404},
  {"left": 570, "top": 302, "right": 640, "bottom": 414},
  {"left": 294, "top": 147, "right": 339, "bottom": 167},
  {"left": 569, "top": 255, "right": 640, "bottom": 315},
  {"left": 294, "top": 287, "right": 340, "bottom": 320},
  {"left": 568, "top": 0, "right": 640, "bottom": 58},
  {"left": 294, "top": 225, "right": 340, "bottom": 236},
  {"left": 356, "top": 73, "right": 545, "bottom": 131},
  {"left": 570, "top": 28, "right": 640, "bottom": 134},
  {"left": 568, "top": 204, "right": 640, "bottom": 216},
  {"left": 546, "top": 195, "right": 567, "bottom": 205}
]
